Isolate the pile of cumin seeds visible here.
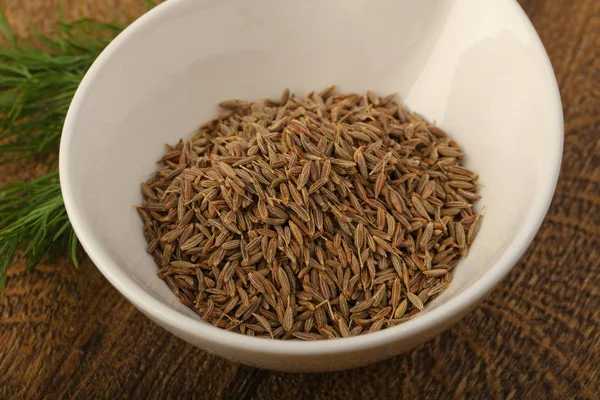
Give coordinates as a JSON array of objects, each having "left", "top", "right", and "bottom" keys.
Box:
[{"left": 137, "top": 86, "right": 482, "bottom": 340}]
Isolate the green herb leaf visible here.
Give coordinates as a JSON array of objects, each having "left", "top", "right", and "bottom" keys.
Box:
[
  {"left": 0, "top": 171, "right": 76, "bottom": 292},
  {"left": 0, "top": 17, "right": 122, "bottom": 162},
  {"left": 0, "top": 7, "right": 154, "bottom": 293}
]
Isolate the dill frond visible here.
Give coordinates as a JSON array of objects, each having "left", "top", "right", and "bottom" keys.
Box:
[{"left": 0, "top": 9, "right": 146, "bottom": 292}]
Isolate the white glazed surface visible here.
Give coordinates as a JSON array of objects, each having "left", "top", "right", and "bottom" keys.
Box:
[{"left": 60, "top": 0, "right": 562, "bottom": 372}]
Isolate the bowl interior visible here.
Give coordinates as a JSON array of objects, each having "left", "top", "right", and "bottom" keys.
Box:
[{"left": 61, "top": 0, "right": 561, "bottom": 341}]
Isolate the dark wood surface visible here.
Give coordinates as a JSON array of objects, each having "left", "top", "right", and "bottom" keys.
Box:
[{"left": 1, "top": 0, "right": 599, "bottom": 398}]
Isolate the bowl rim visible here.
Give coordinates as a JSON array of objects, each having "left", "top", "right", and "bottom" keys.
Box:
[{"left": 59, "top": 0, "right": 563, "bottom": 356}]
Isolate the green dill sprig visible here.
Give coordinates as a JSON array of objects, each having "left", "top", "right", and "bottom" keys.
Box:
[
  {"left": 0, "top": 12, "right": 135, "bottom": 293},
  {"left": 0, "top": 171, "right": 77, "bottom": 292},
  {"left": 0, "top": 14, "right": 121, "bottom": 161}
]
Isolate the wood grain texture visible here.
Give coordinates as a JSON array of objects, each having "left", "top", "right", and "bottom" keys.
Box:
[{"left": 1, "top": 0, "right": 599, "bottom": 398}]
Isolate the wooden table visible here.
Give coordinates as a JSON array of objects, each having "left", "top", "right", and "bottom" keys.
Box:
[{"left": 1, "top": 0, "right": 598, "bottom": 398}]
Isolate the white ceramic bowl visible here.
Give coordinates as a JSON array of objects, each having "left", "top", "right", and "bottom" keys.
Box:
[{"left": 60, "top": 0, "right": 562, "bottom": 372}]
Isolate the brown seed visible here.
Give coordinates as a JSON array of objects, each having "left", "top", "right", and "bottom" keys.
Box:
[
  {"left": 467, "top": 215, "right": 481, "bottom": 245},
  {"left": 394, "top": 299, "right": 408, "bottom": 318},
  {"left": 297, "top": 162, "right": 311, "bottom": 190},
  {"left": 252, "top": 313, "right": 274, "bottom": 338},
  {"left": 412, "top": 194, "right": 430, "bottom": 220},
  {"left": 368, "top": 319, "right": 385, "bottom": 333},
  {"left": 407, "top": 291, "right": 424, "bottom": 310},
  {"left": 308, "top": 178, "right": 329, "bottom": 194},
  {"left": 287, "top": 203, "right": 310, "bottom": 222},
  {"left": 338, "top": 317, "right": 352, "bottom": 337},
  {"left": 391, "top": 278, "right": 401, "bottom": 309},
  {"left": 292, "top": 332, "right": 323, "bottom": 341},
  {"left": 141, "top": 182, "right": 158, "bottom": 200},
  {"left": 248, "top": 272, "right": 265, "bottom": 293},
  {"left": 266, "top": 237, "right": 278, "bottom": 264},
  {"left": 257, "top": 199, "right": 269, "bottom": 220},
  {"left": 375, "top": 173, "right": 386, "bottom": 198},
  {"left": 456, "top": 221, "right": 466, "bottom": 249},
  {"left": 283, "top": 306, "right": 294, "bottom": 331},
  {"left": 138, "top": 88, "right": 480, "bottom": 340},
  {"left": 419, "top": 222, "right": 433, "bottom": 250},
  {"left": 350, "top": 296, "right": 374, "bottom": 313},
  {"left": 423, "top": 269, "right": 448, "bottom": 277}
]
